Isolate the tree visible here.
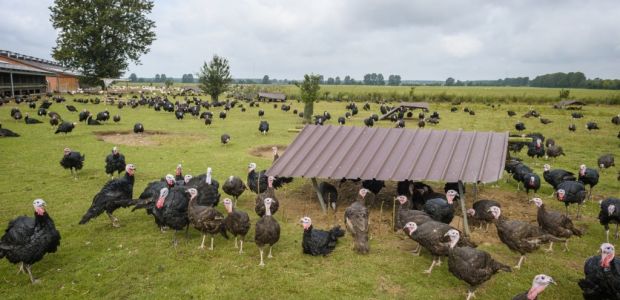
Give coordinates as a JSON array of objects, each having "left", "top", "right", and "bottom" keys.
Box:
[
  {"left": 155, "top": 74, "right": 161, "bottom": 82},
  {"left": 335, "top": 76, "right": 341, "bottom": 85},
  {"left": 185, "top": 73, "right": 194, "bottom": 83},
  {"left": 262, "top": 75, "right": 270, "bottom": 84},
  {"left": 198, "top": 55, "right": 232, "bottom": 103},
  {"left": 295, "top": 74, "right": 321, "bottom": 124},
  {"left": 164, "top": 79, "right": 174, "bottom": 89},
  {"left": 445, "top": 77, "right": 456, "bottom": 86},
  {"left": 50, "top": 0, "right": 156, "bottom": 87},
  {"left": 160, "top": 74, "right": 167, "bottom": 82},
  {"left": 344, "top": 75, "right": 351, "bottom": 85},
  {"left": 129, "top": 73, "right": 138, "bottom": 82},
  {"left": 327, "top": 77, "right": 335, "bottom": 84}
]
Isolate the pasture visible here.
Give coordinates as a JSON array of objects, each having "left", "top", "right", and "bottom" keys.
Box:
[{"left": 0, "top": 92, "right": 618, "bottom": 299}]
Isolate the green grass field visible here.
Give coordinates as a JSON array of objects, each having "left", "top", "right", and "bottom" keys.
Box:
[
  {"left": 0, "top": 91, "right": 619, "bottom": 299},
  {"left": 120, "top": 82, "right": 620, "bottom": 104}
]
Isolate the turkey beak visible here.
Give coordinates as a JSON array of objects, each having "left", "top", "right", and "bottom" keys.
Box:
[{"left": 550, "top": 278, "right": 556, "bottom": 285}]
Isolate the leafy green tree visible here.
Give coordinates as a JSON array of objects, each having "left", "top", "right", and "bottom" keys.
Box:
[
  {"left": 559, "top": 89, "right": 570, "bottom": 99},
  {"left": 262, "top": 75, "right": 270, "bottom": 84},
  {"left": 344, "top": 75, "right": 351, "bottom": 85},
  {"left": 335, "top": 76, "right": 341, "bottom": 85},
  {"left": 160, "top": 74, "right": 167, "bottom": 82},
  {"left": 165, "top": 79, "right": 174, "bottom": 89},
  {"left": 155, "top": 74, "right": 161, "bottom": 82},
  {"left": 327, "top": 77, "right": 335, "bottom": 84},
  {"left": 50, "top": 0, "right": 156, "bottom": 87},
  {"left": 186, "top": 73, "right": 194, "bottom": 83},
  {"left": 295, "top": 74, "right": 321, "bottom": 124},
  {"left": 199, "top": 55, "right": 232, "bottom": 103},
  {"left": 129, "top": 73, "right": 138, "bottom": 82},
  {"left": 445, "top": 77, "right": 456, "bottom": 86}
]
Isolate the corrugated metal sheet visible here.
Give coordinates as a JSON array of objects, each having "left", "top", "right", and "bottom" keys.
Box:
[
  {"left": 258, "top": 92, "right": 286, "bottom": 100},
  {"left": 0, "top": 59, "right": 54, "bottom": 75},
  {"left": 266, "top": 125, "right": 508, "bottom": 183},
  {"left": 379, "top": 102, "right": 429, "bottom": 120}
]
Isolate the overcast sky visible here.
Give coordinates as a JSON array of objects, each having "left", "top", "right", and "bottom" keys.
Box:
[{"left": 2, "top": 0, "right": 619, "bottom": 80}]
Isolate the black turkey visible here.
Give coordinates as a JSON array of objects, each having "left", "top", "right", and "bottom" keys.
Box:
[
  {"left": 446, "top": 229, "right": 511, "bottom": 300},
  {"left": 104, "top": 146, "right": 126, "bottom": 178},
  {"left": 338, "top": 116, "right": 345, "bottom": 125},
  {"left": 540, "top": 118, "right": 552, "bottom": 124},
  {"left": 65, "top": 105, "right": 77, "bottom": 112},
  {"left": 531, "top": 198, "right": 582, "bottom": 251},
  {"left": 96, "top": 110, "right": 110, "bottom": 122},
  {"left": 247, "top": 163, "right": 283, "bottom": 194},
  {"left": 78, "top": 109, "right": 89, "bottom": 122},
  {"left": 221, "top": 133, "right": 230, "bottom": 145},
  {"left": 258, "top": 120, "right": 269, "bottom": 134},
  {"left": 301, "top": 216, "right": 344, "bottom": 256},
  {"left": 572, "top": 112, "right": 584, "bottom": 119},
  {"left": 578, "top": 243, "right": 620, "bottom": 300},
  {"left": 526, "top": 138, "right": 545, "bottom": 158},
  {"left": 79, "top": 164, "right": 136, "bottom": 227},
  {"left": 60, "top": 147, "right": 85, "bottom": 179},
  {"left": 578, "top": 164, "right": 599, "bottom": 201},
  {"left": 344, "top": 189, "right": 370, "bottom": 254},
  {"left": 318, "top": 182, "right": 338, "bottom": 211},
  {"left": 0, "top": 123, "right": 19, "bottom": 137},
  {"left": 542, "top": 164, "right": 575, "bottom": 192},
  {"left": 24, "top": 114, "right": 42, "bottom": 124},
  {"left": 254, "top": 198, "right": 280, "bottom": 266},
  {"left": 258, "top": 109, "right": 264, "bottom": 118},
  {"left": 612, "top": 114, "right": 620, "bottom": 125},
  {"left": 556, "top": 181, "right": 587, "bottom": 219},
  {"left": 599, "top": 197, "right": 620, "bottom": 243},
  {"left": 515, "top": 121, "right": 525, "bottom": 131},
  {"left": 219, "top": 111, "right": 227, "bottom": 120},
  {"left": 188, "top": 188, "right": 228, "bottom": 250},
  {"left": 0, "top": 199, "right": 61, "bottom": 284},
  {"left": 133, "top": 123, "right": 144, "bottom": 133},
  {"left": 568, "top": 124, "right": 576, "bottom": 132},
  {"left": 520, "top": 172, "right": 541, "bottom": 198},
  {"left": 54, "top": 121, "right": 75, "bottom": 134},
  {"left": 222, "top": 176, "right": 246, "bottom": 205},
  {"left": 186, "top": 167, "right": 220, "bottom": 207},
  {"left": 423, "top": 190, "right": 458, "bottom": 224},
  {"left": 132, "top": 182, "right": 168, "bottom": 232},
  {"left": 113, "top": 115, "right": 121, "bottom": 123},
  {"left": 507, "top": 110, "right": 516, "bottom": 117},
  {"left": 87, "top": 115, "right": 102, "bottom": 125},
  {"left": 223, "top": 198, "right": 250, "bottom": 253},
  {"left": 598, "top": 154, "right": 615, "bottom": 169},
  {"left": 586, "top": 121, "right": 600, "bottom": 130},
  {"left": 403, "top": 221, "right": 476, "bottom": 274},
  {"left": 157, "top": 186, "right": 191, "bottom": 246},
  {"left": 467, "top": 199, "right": 501, "bottom": 232},
  {"left": 512, "top": 274, "right": 556, "bottom": 300},
  {"left": 488, "top": 206, "right": 563, "bottom": 269}
]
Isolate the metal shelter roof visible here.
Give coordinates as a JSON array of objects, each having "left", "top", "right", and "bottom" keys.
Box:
[
  {"left": 0, "top": 58, "right": 54, "bottom": 75},
  {"left": 379, "top": 102, "right": 430, "bottom": 120},
  {"left": 266, "top": 125, "right": 508, "bottom": 183},
  {"left": 258, "top": 92, "right": 286, "bottom": 101},
  {"left": 553, "top": 100, "right": 586, "bottom": 108}
]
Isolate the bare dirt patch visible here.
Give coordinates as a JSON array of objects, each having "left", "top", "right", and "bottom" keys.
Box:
[
  {"left": 95, "top": 130, "right": 207, "bottom": 147},
  {"left": 248, "top": 144, "right": 288, "bottom": 159}
]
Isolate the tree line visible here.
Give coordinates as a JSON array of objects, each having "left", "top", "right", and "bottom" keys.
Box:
[{"left": 445, "top": 72, "right": 620, "bottom": 90}]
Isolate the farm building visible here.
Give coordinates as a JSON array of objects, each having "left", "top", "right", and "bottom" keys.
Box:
[
  {"left": 0, "top": 56, "right": 52, "bottom": 97},
  {"left": 0, "top": 50, "right": 80, "bottom": 94},
  {"left": 553, "top": 99, "right": 586, "bottom": 109},
  {"left": 258, "top": 92, "right": 287, "bottom": 102}
]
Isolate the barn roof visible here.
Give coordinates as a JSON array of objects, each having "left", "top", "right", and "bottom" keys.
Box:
[
  {"left": 266, "top": 125, "right": 508, "bottom": 183},
  {"left": 0, "top": 58, "right": 54, "bottom": 75},
  {"left": 379, "top": 102, "right": 430, "bottom": 120}
]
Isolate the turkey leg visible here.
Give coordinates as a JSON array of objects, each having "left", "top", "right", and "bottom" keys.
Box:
[
  {"left": 209, "top": 236, "right": 214, "bottom": 250},
  {"left": 514, "top": 255, "right": 525, "bottom": 269},
  {"left": 545, "top": 242, "right": 554, "bottom": 252},
  {"left": 268, "top": 246, "right": 273, "bottom": 258},
  {"left": 25, "top": 264, "right": 38, "bottom": 284},
  {"left": 239, "top": 240, "right": 244, "bottom": 254},
  {"left": 259, "top": 248, "right": 265, "bottom": 266},
  {"left": 199, "top": 234, "right": 206, "bottom": 249},
  {"left": 234, "top": 237, "right": 239, "bottom": 248},
  {"left": 466, "top": 286, "right": 478, "bottom": 300},
  {"left": 423, "top": 257, "right": 437, "bottom": 274},
  {"left": 106, "top": 212, "right": 120, "bottom": 227}
]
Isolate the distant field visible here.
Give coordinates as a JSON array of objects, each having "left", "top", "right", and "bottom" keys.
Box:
[
  {"left": 117, "top": 82, "right": 620, "bottom": 103},
  {"left": 0, "top": 95, "right": 619, "bottom": 299}
]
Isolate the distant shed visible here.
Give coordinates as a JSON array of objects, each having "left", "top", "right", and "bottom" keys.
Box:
[
  {"left": 553, "top": 100, "right": 585, "bottom": 109},
  {"left": 258, "top": 92, "right": 286, "bottom": 102},
  {"left": 0, "top": 50, "right": 80, "bottom": 93},
  {"left": 379, "top": 101, "right": 429, "bottom": 120}
]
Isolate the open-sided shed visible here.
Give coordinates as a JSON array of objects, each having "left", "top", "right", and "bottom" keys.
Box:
[
  {"left": 266, "top": 125, "right": 509, "bottom": 235},
  {"left": 553, "top": 100, "right": 586, "bottom": 109},
  {"left": 379, "top": 101, "right": 429, "bottom": 120},
  {"left": 258, "top": 92, "right": 287, "bottom": 102}
]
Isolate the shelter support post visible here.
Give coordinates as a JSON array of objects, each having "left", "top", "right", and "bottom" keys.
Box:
[
  {"left": 311, "top": 178, "right": 327, "bottom": 213},
  {"left": 473, "top": 182, "right": 478, "bottom": 202},
  {"left": 10, "top": 72, "right": 14, "bottom": 97},
  {"left": 459, "top": 181, "right": 471, "bottom": 237}
]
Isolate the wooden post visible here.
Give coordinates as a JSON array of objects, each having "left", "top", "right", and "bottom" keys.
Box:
[
  {"left": 10, "top": 72, "right": 14, "bottom": 97},
  {"left": 459, "top": 181, "right": 471, "bottom": 237},
  {"left": 311, "top": 178, "right": 327, "bottom": 213},
  {"left": 473, "top": 182, "right": 478, "bottom": 202}
]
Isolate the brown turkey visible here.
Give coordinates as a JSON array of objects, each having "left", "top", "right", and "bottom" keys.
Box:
[
  {"left": 530, "top": 198, "right": 582, "bottom": 251},
  {"left": 254, "top": 198, "right": 280, "bottom": 266},
  {"left": 403, "top": 221, "right": 477, "bottom": 274},
  {"left": 187, "top": 188, "right": 228, "bottom": 250},
  {"left": 344, "top": 189, "right": 370, "bottom": 254},
  {"left": 467, "top": 199, "right": 501, "bottom": 232},
  {"left": 394, "top": 195, "right": 433, "bottom": 232},
  {"left": 445, "top": 229, "right": 511, "bottom": 300},
  {"left": 488, "top": 206, "right": 564, "bottom": 269},
  {"left": 512, "top": 274, "right": 556, "bottom": 300},
  {"left": 255, "top": 176, "right": 279, "bottom": 217},
  {"left": 223, "top": 198, "right": 250, "bottom": 254}
]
